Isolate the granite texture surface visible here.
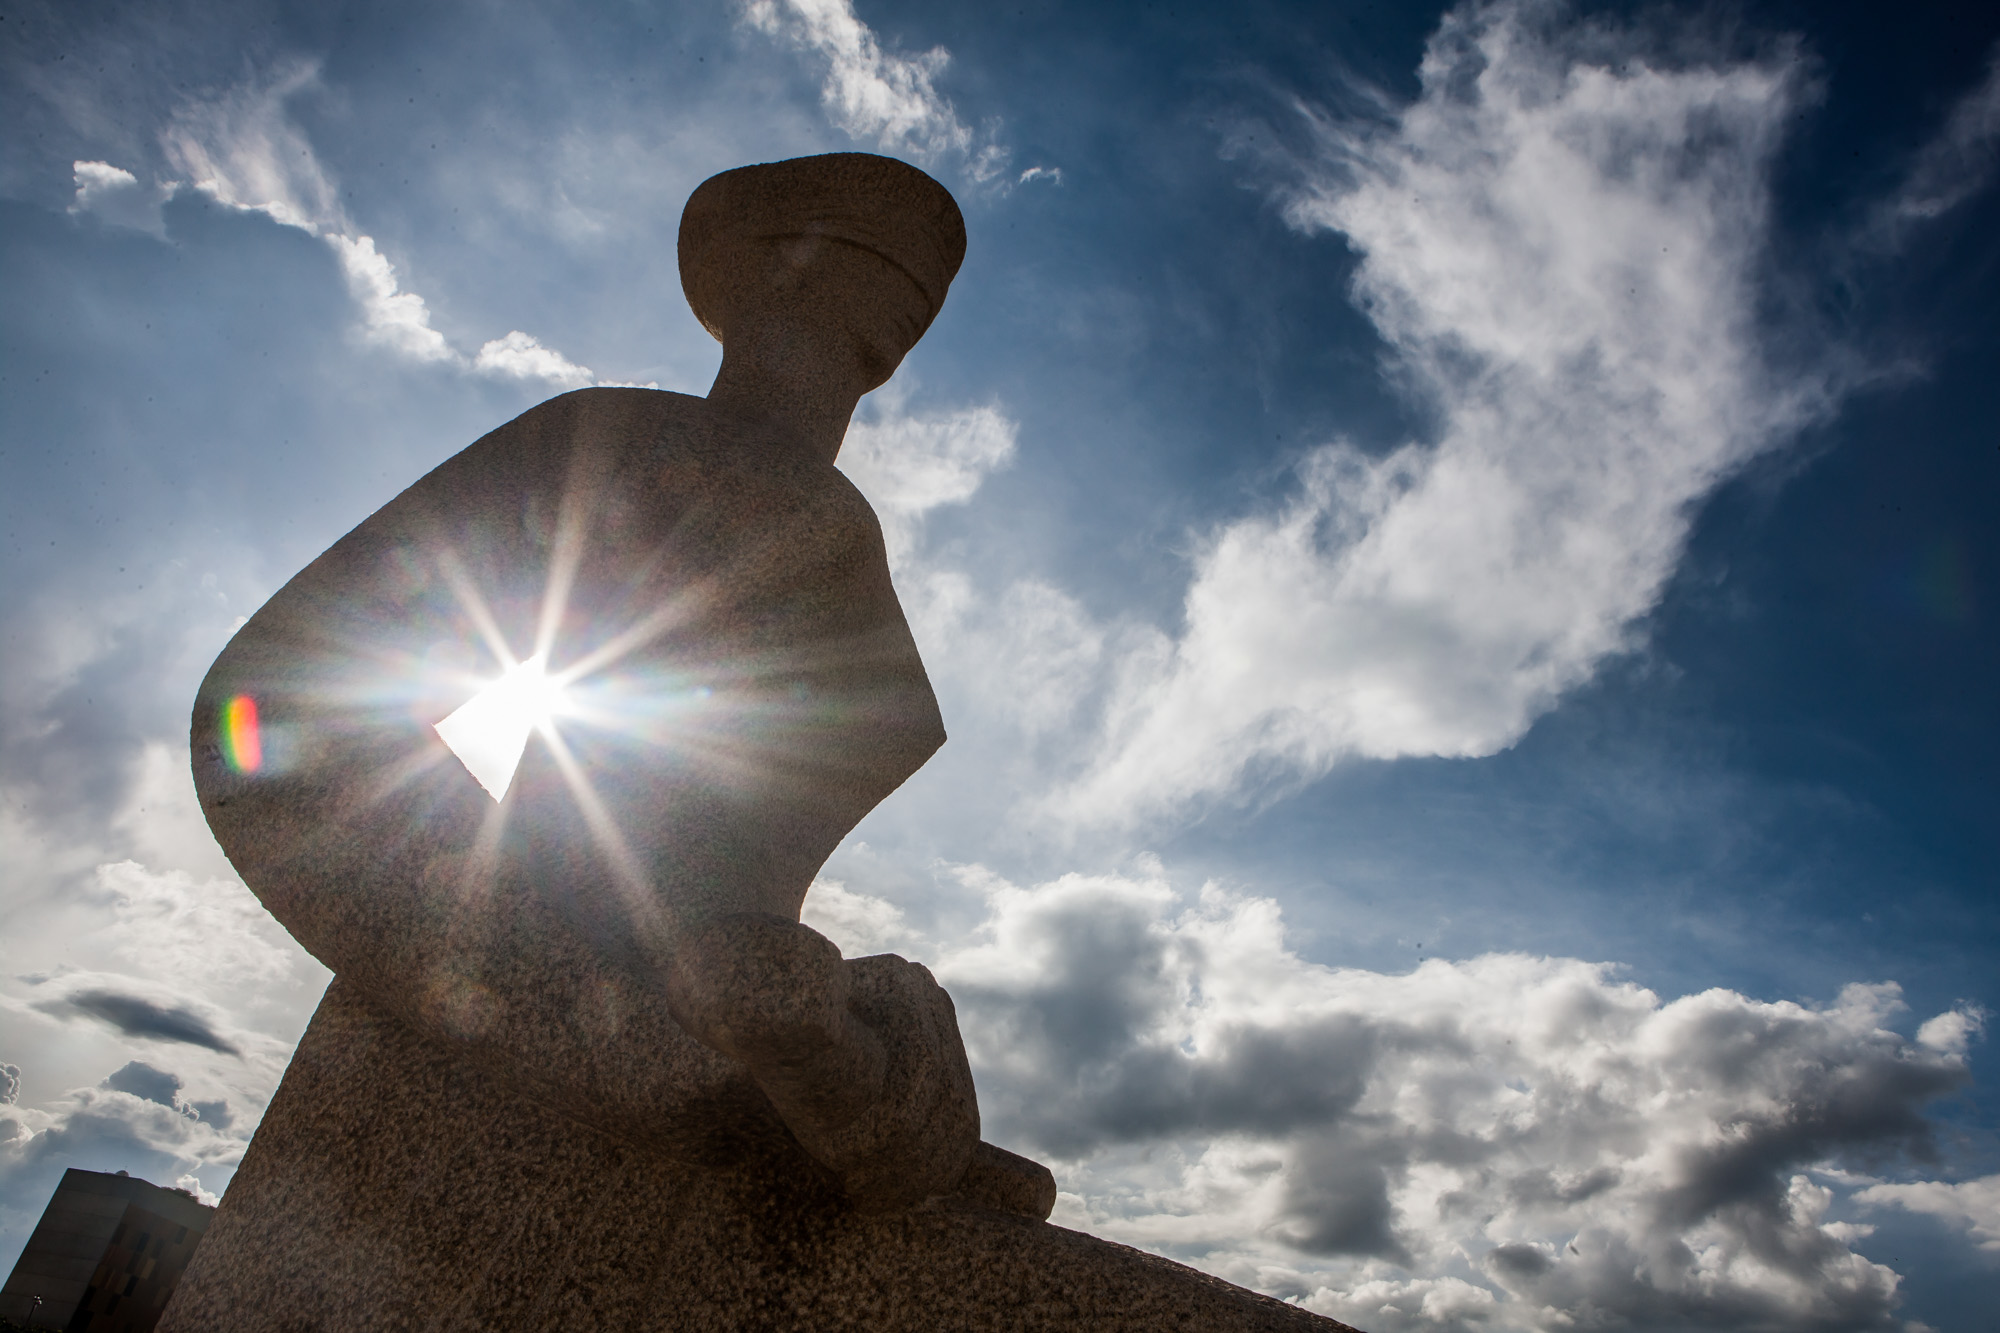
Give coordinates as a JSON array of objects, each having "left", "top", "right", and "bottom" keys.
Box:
[{"left": 160, "top": 979, "right": 1355, "bottom": 1333}]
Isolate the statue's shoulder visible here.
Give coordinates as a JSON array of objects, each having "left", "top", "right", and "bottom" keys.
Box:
[
  {"left": 405, "top": 389, "right": 889, "bottom": 577},
  {"left": 472, "top": 385, "right": 704, "bottom": 459}
]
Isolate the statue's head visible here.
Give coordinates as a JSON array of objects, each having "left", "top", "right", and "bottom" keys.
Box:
[{"left": 678, "top": 153, "right": 967, "bottom": 394}]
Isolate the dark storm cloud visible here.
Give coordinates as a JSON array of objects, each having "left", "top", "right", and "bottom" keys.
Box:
[
  {"left": 1280, "top": 1140, "right": 1409, "bottom": 1262},
  {"left": 43, "top": 988, "right": 242, "bottom": 1055},
  {"left": 99, "top": 1062, "right": 230, "bottom": 1128},
  {"left": 189, "top": 1099, "right": 235, "bottom": 1130},
  {"left": 1652, "top": 1054, "right": 1962, "bottom": 1234},
  {"left": 101, "top": 1060, "right": 186, "bottom": 1109},
  {"left": 922, "top": 873, "right": 1971, "bottom": 1330},
  {"left": 1089, "top": 1019, "right": 1380, "bottom": 1141}
]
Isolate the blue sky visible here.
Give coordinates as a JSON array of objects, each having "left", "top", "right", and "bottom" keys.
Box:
[{"left": 3, "top": 0, "right": 1998, "bottom": 1327}]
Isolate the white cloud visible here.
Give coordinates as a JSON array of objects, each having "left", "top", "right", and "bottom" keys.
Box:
[
  {"left": 1856, "top": 1174, "right": 2000, "bottom": 1253},
  {"left": 802, "top": 870, "right": 1974, "bottom": 1332},
  {"left": 835, "top": 396, "right": 1115, "bottom": 740},
  {"left": 838, "top": 393, "right": 1017, "bottom": 565},
  {"left": 928, "top": 579, "right": 1110, "bottom": 739},
  {"left": 156, "top": 62, "right": 596, "bottom": 384},
  {"left": 4, "top": 851, "right": 321, "bottom": 1085},
  {"left": 1872, "top": 43, "right": 2000, "bottom": 236},
  {"left": 161, "top": 60, "right": 343, "bottom": 234},
  {"left": 0, "top": 851, "right": 326, "bottom": 1261},
  {"left": 113, "top": 741, "right": 240, "bottom": 886},
  {"left": 69, "top": 161, "right": 176, "bottom": 236},
  {"left": 0, "top": 1081, "right": 243, "bottom": 1262},
  {"left": 800, "top": 878, "right": 927, "bottom": 957},
  {"left": 1047, "top": 0, "right": 1825, "bottom": 827},
  {"left": 1914, "top": 1006, "right": 1986, "bottom": 1057},
  {"left": 0, "top": 584, "right": 326, "bottom": 1266},
  {"left": 744, "top": 0, "right": 1006, "bottom": 179},
  {"left": 82, "top": 858, "right": 305, "bottom": 1000},
  {"left": 472, "top": 329, "right": 597, "bottom": 390},
  {"left": 323, "top": 233, "right": 456, "bottom": 364}
]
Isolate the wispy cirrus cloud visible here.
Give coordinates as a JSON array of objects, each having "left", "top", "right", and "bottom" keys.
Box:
[
  {"left": 159, "top": 61, "right": 343, "bottom": 233},
  {"left": 63, "top": 60, "right": 600, "bottom": 388},
  {"left": 743, "top": 0, "right": 1009, "bottom": 180},
  {"left": 1868, "top": 41, "right": 2000, "bottom": 240},
  {"left": 838, "top": 388, "right": 1018, "bottom": 565}
]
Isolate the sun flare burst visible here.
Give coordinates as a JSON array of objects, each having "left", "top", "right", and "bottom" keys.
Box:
[{"left": 433, "top": 653, "right": 567, "bottom": 801}]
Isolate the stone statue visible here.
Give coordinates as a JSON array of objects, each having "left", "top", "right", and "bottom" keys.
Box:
[{"left": 163, "top": 154, "right": 1354, "bottom": 1332}]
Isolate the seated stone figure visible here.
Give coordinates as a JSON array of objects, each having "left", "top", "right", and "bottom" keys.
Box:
[
  {"left": 190, "top": 153, "right": 1024, "bottom": 1213},
  {"left": 171, "top": 154, "right": 1355, "bottom": 1333}
]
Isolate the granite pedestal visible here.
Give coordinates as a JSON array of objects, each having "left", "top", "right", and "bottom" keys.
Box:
[{"left": 162, "top": 978, "right": 1353, "bottom": 1332}]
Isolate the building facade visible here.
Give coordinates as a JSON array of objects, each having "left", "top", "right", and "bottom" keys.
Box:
[{"left": 0, "top": 1169, "right": 214, "bottom": 1331}]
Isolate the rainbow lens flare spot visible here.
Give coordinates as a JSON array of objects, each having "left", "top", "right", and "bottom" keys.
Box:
[{"left": 222, "top": 695, "right": 263, "bottom": 773}]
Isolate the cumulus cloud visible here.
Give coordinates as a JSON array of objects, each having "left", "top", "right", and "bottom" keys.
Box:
[
  {"left": 0, "top": 848, "right": 319, "bottom": 1265},
  {"left": 802, "top": 870, "right": 1975, "bottom": 1332},
  {"left": 800, "top": 878, "right": 926, "bottom": 957},
  {"left": 0, "top": 1075, "right": 242, "bottom": 1264},
  {"left": 102, "top": 1060, "right": 193, "bottom": 1110},
  {"left": 97, "top": 1061, "right": 230, "bottom": 1132},
  {"left": 322, "top": 233, "right": 456, "bottom": 365},
  {"left": 69, "top": 161, "right": 176, "bottom": 236},
  {"left": 472, "top": 329, "right": 598, "bottom": 390},
  {"left": 1915, "top": 1006, "right": 1986, "bottom": 1056},
  {"left": 156, "top": 61, "right": 595, "bottom": 384},
  {"left": 1039, "top": 0, "right": 1823, "bottom": 826},
  {"left": 1856, "top": 1173, "right": 2000, "bottom": 1253},
  {"left": 744, "top": 0, "right": 1006, "bottom": 179}
]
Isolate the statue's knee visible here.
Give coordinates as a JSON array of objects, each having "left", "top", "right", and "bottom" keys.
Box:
[
  {"left": 664, "top": 912, "right": 850, "bottom": 1060},
  {"left": 663, "top": 913, "right": 980, "bottom": 1211},
  {"left": 819, "top": 954, "right": 981, "bottom": 1210}
]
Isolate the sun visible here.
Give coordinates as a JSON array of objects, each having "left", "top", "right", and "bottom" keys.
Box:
[{"left": 433, "top": 654, "right": 568, "bottom": 802}]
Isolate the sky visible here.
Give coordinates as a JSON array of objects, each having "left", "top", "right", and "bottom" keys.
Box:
[{"left": 2, "top": 0, "right": 1998, "bottom": 1327}]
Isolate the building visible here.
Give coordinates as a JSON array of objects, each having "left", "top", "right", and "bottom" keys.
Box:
[{"left": 0, "top": 1169, "right": 214, "bottom": 1331}]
